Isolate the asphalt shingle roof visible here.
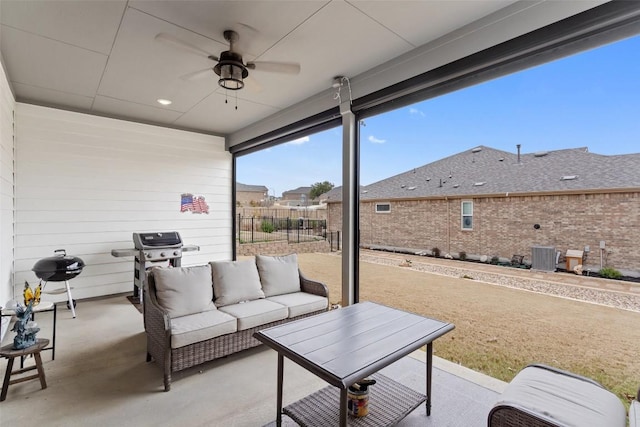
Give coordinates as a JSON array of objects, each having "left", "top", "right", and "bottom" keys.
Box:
[
  {"left": 283, "top": 186, "right": 312, "bottom": 195},
  {"left": 236, "top": 183, "right": 268, "bottom": 192},
  {"left": 326, "top": 146, "right": 640, "bottom": 202}
]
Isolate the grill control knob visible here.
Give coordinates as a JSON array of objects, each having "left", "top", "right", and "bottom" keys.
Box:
[
  {"left": 173, "top": 251, "right": 179, "bottom": 256},
  {"left": 145, "top": 252, "right": 151, "bottom": 259},
  {"left": 160, "top": 252, "right": 166, "bottom": 258}
]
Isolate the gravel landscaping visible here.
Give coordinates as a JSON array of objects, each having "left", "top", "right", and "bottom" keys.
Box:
[{"left": 359, "top": 251, "right": 640, "bottom": 313}]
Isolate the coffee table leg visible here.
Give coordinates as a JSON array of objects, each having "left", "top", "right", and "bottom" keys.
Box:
[
  {"left": 277, "top": 353, "right": 283, "bottom": 427},
  {"left": 340, "top": 387, "right": 348, "bottom": 427},
  {"left": 426, "top": 342, "right": 433, "bottom": 416}
]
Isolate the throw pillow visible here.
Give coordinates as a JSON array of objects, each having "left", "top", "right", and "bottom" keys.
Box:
[
  {"left": 210, "top": 259, "right": 265, "bottom": 307},
  {"left": 255, "top": 253, "right": 300, "bottom": 297},
  {"left": 152, "top": 265, "right": 216, "bottom": 318}
]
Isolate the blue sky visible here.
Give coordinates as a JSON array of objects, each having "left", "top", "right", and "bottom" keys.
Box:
[{"left": 237, "top": 34, "right": 639, "bottom": 197}]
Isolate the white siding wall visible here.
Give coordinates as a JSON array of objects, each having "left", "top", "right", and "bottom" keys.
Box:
[
  {"left": 0, "top": 62, "right": 15, "bottom": 307},
  {"left": 14, "top": 104, "right": 231, "bottom": 301}
]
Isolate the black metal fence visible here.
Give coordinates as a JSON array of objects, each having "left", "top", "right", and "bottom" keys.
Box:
[
  {"left": 237, "top": 215, "right": 328, "bottom": 244},
  {"left": 327, "top": 231, "right": 341, "bottom": 252}
]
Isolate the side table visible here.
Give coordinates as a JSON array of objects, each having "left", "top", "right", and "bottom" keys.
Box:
[
  {"left": 1, "top": 301, "right": 57, "bottom": 363},
  {"left": 0, "top": 338, "right": 49, "bottom": 401}
]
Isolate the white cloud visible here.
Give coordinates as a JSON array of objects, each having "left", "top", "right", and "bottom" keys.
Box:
[
  {"left": 368, "top": 135, "right": 386, "bottom": 144},
  {"left": 287, "top": 136, "right": 310, "bottom": 145},
  {"left": 409, "top": 107, "right": 425, "bottom": 117}
]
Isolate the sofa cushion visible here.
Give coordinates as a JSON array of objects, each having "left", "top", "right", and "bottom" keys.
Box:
[
  {"left": 255, "top": 254, "right": 300, "bottom": 297},
  {"left": 152, "top": 265, "right": 216, "bottom": 318},
  {"left": 218, "top": 299, "right": 288, "bottom": 331},
  {"left": 266, "top": 292, "right": 328, "bottom": 318},
  {"left": 210, "top": 259, "right": 265, "bottom": 307},
  {"left": 170, "top": 310, "right": 237, "bottom": 349}
]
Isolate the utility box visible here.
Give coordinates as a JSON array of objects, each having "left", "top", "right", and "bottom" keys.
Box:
[
  {"left": 531, "top": 246, "right": 556, "bottom": 271},
  {"left": 565, "top": 249, "right": 584, "bottom": 272}
]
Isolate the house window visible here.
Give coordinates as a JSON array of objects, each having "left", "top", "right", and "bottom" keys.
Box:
[
  {"left": 461, "top": 201, "right": 473, "bottom": 230},
  {"left": 375, "top": 203, "right": 391, "bottom": 213}
]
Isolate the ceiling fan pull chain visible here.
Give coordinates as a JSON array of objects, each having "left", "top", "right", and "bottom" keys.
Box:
[{"left": 235, "top": 90, "right": 238, "bottom": 110}]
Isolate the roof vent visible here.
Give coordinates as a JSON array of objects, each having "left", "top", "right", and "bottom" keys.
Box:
[
  {"left": 407, "top": 186, "right": 416, "bottom": 190},
  {"left": 498, "top": 157, "right": 504, "bottom": 162},
  {"left": 561, "top": 175, "right": 578, "bottom": 181},
  {"left": 534, "top": 151, "right": 549, "bottom": 157},
  {"left": 471, "top": 147, "right": 482, "bottom": 153},
  {"left": 473, "top": 182, "right": 486, "bottom": 186},
  {"left": 425, "top": 178, "right": 431, "bottom": 182},
  {"left": 362, "top": 190, "right": 368, "bottom": 194},
  {"left": 453, "top": 184, "right": 460, "bottom": 188},
  {"left": 400, "top": 184, "right": 406, "bottom": 188}
]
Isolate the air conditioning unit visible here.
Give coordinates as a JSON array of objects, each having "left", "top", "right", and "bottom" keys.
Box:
[{"left": 531, "top": 246, "right": 556, "bottom": 271}]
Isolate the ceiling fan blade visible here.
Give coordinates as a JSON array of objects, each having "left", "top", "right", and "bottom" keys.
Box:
[
  {"left": 244, "top": 75, "right": 263, "bottom": 93},
  {"left": 155, "top": 33, "right": 218, "bottom": 60},
  {"left": 246, "top": 62, "right": 300, "bottom": 75},
  {"left": 180, "top": 68, "right": 214, "bottom": 81}
]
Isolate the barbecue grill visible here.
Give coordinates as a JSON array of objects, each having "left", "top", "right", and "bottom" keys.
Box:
[
  {"left": 111, "top": 232, "right": 199, "bottom": 304},
  {"left": 32, "top": 249, "right": 85, "bottom": 318}
]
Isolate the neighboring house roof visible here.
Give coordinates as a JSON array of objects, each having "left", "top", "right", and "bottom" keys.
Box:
[
  {"left": 318, "top": 186, "right": 365, "bottom": 202},
  {"left": 327, "top": 146, "right": 640, "bottom": 202},
  {"left": 283, "top": 186, "right": 312, "bottom": 195},
  {"left": 236, "top": 183, "right": 268, "bottom": 193}
]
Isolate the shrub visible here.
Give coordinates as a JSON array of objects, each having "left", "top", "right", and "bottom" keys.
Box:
[
  {"left": 490, "top": 255, "right": 500, "bottom": 265},
  {"left": 431, "top": 247, "right": 440, "bottom": 258},
  {"left": 261, "top": 221, "right": 275, "bottom": 233},
  {"left": 599, "top": 267, "right": 622, "bottom": 279},
  {"left": 458, "top": 251, "right": 467, "bottom": 261}
]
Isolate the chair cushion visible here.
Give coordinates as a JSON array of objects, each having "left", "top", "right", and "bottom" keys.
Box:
[
  {"left": 266, "top": 292, "right": 328, "bottom": 318},
  {"left": 255, "top": 253, "right": 300, "bottom": 297},
  {"left": 210, "top": 259, "right": 265, "bottom": 307},
  {"left": 170, "top": 310, "right": 237, "bottom": 349},
  {"left": 152, "top": 265, "right": 216, "bottom": 318},
  {"left": 631, "top": 399, "right": 639, "bottom": 427},
  {"left": 218, "top": 299, "right": 288, "bottom": 331},
  {"left": 492, "top": 364, "right": 626, "bottom": 427}
]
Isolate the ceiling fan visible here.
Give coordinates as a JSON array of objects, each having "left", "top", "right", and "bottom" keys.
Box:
[{"left": 155, "top": 30, "right": 300, "bottom": 91}]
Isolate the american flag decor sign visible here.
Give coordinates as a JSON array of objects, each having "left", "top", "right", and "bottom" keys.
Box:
[{"left": 180, "top": 193, "right": 210, "bottom": 214}]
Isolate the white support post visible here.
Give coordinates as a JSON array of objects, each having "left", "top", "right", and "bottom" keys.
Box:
[{"left": 340, "top": 96, "right": 358, "bottom": 307}]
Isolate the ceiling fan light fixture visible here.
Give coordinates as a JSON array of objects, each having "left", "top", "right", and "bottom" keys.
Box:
[{"left": 214, "top": 51, "right": 248, "bottom": 91}]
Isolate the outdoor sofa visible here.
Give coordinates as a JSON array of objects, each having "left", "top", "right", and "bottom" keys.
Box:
[{"left": 143, "top": 254, "right": 329, "bottom": 391}]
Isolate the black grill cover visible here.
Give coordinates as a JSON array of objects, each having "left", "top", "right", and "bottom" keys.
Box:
[{"left": 32, "top": 249, "right": 85, "bottom": 282}]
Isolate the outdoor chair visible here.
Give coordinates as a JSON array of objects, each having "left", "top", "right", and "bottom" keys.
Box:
[
  {"left": 510, "top": 255, "right": 524, "bottom": 267},
  {"left": 631, "top": 387, "right": 640, "bottom": 427},
  {"left": 488, "top": 364, "right": 633, "bottom": 427}
]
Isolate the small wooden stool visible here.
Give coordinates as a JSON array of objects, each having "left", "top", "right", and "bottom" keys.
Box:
[{"left": 0, "top": 338, "right": 49, "bottom": 401}]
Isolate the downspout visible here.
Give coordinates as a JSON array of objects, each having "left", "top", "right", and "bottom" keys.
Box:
[{"left": 446, "top": 197, "right": 450, "bottom": 254}]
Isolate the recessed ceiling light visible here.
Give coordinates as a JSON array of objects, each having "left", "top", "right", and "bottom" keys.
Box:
[{"left": 157, "top": 99, "right": 172, "bottom": 106}]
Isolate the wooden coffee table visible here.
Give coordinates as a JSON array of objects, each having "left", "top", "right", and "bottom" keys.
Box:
[{"left": 254, "top": 301, "right": 454, "bottom": 427}]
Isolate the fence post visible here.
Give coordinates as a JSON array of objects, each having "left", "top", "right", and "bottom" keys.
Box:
[{"left": 251, "top": 217, "right": 254, "bottom": 243}]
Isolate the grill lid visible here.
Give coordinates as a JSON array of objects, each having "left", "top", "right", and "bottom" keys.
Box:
[
  {"left": 133, "top": 232, "right": 183, "bottom": 249},
  {"left": 32, "top": 249, "right": 85, "bottom": 282}
]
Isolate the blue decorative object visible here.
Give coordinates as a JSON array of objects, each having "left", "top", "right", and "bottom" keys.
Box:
[{"left": 11, "top": 300, "right": 40, "bottom": 349}]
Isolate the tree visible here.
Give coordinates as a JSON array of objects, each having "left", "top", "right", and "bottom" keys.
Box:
[{"left": 310, "top": 181, "right": 334, "bottom": 199}]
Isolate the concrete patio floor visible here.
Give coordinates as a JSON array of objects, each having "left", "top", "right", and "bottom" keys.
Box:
[{"left": 0, "top": 294, "right": 506, "bottom": 426}]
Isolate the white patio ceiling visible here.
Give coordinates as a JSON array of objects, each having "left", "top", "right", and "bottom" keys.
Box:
[{"left": 0, "top": 0, "right": 608, "bottom": 142}]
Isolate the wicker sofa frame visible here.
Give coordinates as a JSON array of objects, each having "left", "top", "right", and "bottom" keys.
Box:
[{"left": 144, "top": 269, "right": 329, "bottom": 391}]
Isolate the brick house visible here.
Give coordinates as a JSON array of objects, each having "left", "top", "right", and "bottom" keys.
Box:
[
  {"left": 236, "top": 183, "right": 268, "bottom": 207},
  {"left": 326, "top": 146, "right": 640, "bottom": 273},
  {"left": 281, "top": 186, "right": 312, "bottom": 206}
]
